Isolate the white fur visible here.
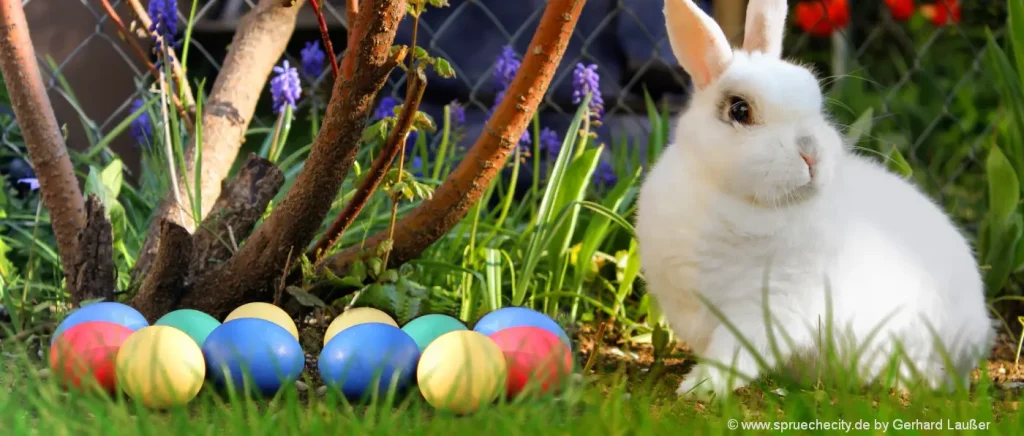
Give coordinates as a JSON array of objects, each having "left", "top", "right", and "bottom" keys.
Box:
[{"left": 636, "top": 0, "right": 994, "bottom": 400}]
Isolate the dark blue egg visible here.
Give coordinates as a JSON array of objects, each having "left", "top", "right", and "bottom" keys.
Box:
[
  {"left": 472, "top": 307, "right": 572, "bottom": 351},
  {"left": 51, "top": 302, "right": 149, "bottom": 345},
  {"left": 318, "top": 322, "right": 420, "bottom": 399},
  {"left": 202, "top": 318, "right": 305, "bottom": 396}
]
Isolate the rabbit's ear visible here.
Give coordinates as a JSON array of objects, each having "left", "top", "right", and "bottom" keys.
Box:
[
  {"left": 742, "top": 0, "right": 788, "bottom": 57},
  {"left": 664, "top": 0, "right": 733, "bottom": 90}
]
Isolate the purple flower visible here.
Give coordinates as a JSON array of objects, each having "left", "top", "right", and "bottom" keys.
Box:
[
  {"left": 493, "top": 45, "right": 521, "bottom": 92},
  {"left": 539, "top": 127, "right": 560, "bottom": 157},
  {"left": 410, "top": 156, "right": 424, "bottom": 178},
  {"left": 572, "top": 63, "right": 604, "bottom": 121},
  {"left": 17, "top": 178, "right": 39, "bottom": 191},
  {"left": 406, "top": 129, "right": 419, "bottom": 150},
  {"left": 148, "top": 0, "right": 178, "bottom": 50},
  {"left": 129, "top": 99, "right": 152, "bottom": 147},
  {"left": 594, "top": 160, "right": 617, "bottom": 188},
  {"left": 270, "top": 60, "right": 302, "bottom": 115},
  {"left": 449, "top": 100, "right": 466, "bottom": 126},
  {"left": 374, "top": 97, "right": 398, "bottom": 121},
  {"left": 300, "top": 40, "right": 326, "bottom": 81}
]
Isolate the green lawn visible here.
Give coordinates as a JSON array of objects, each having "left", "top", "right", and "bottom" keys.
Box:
[{"left": 3, "top": 334, "right": 1024, "bottom": 435}]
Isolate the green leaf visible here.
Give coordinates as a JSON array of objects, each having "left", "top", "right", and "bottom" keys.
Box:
[
  {"left": 433, "top": 57, "right": 456, "bottom": 78},
  {"left": 1009, "top": 0, "right": 1024, "bottom": 85},
  {"left": 286, "top": 286, "right": 327, "bottom": 308},
  {"left": 845, "top": 107, "right": 874, "bottom": 148},
  {"left": 100, "top": 159, "right": 123, "bottom": 198},
  {"left": 986, "top": 144, "right": 1021, "bottom": 228},
  {"left": 412, "top": 46, "right": 429, "bottom": 60},
  {"left": 985, "top": 213, "right": 1023, "bottom": 296},
  {"left": 573, "top": 166, "right": 641, "bottom": 288},
  {"left": 546, "top": 147, "right": 603, "bottom": 262},
  {"left": 885, "top": 145, "right": 912, "bottom": 179}
]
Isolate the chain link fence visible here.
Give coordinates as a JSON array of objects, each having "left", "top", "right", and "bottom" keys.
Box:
[{"left": 14, "top": 0, "right": 1011, "bottom": 222}]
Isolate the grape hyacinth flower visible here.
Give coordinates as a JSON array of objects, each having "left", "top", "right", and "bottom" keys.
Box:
[
  {"left": 148, "top": 0, "right": 178, "bottom": 50},
  {"left": 493, "top": 45, "right": 521, "bottom": 92},
  {"left": 490, "top": 47, "right": 531, "bottom": 149},
  {"left": 129, "top": 99, "right": 153, "bottom": 147},
  {"left": 449, "top": 100, "right": 466, "bottom": 127},
  {"left": 300, "top": 40, "right": 326, "bottom": 82},
  {"left": 374, "top": 97, "right": 398, "bottom": 121},
  {"left": 270, "top": 60, "right": 302, "bottom": 115},
  {"left": 572, "top": 63, "right": 604, "bottom": 122},
  {"left": 539, "top": 127, "right": 560, "bottom": 158},
  {"left": 594, "top": 160, "right": 617, "bottom": 188}
]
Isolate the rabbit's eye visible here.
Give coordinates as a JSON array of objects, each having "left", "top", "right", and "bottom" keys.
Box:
[{"left": 727, "top": 96, "right": 752, "bottom": 125}]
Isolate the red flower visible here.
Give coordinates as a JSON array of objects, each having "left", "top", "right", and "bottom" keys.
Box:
[
  {"left": 920, "top": 0, "right": 961, "bottom": 26},
  {"left": 795, "top": 0, "right": 850, "bottom": 37},
  {"left": 884, "top": 0, "right": 915, "bottom": 21}
]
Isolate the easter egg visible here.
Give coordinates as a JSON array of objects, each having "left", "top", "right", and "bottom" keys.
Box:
[
  {"left": 401, "top": 314, "right": 468, "bottom": 352},
  {"left": 49, "top": 321, "right": 134, "bottom": 393},
  {"left": 472, "top": 307, "right": 571, "bottom": 350},
  {"left": 417, "top": 330, "right": 507, "bottom": 414},
  {"left": 488, "top": 326, "right": 573, "bottom": 398},
  {"left": 202, "top": 318, "right": 304, "bottom": 395},
  {"left": 115, "top": 325, "right": 206, "bottom": 409},
  {"left": 155, "top": 309, "right": 221, "bottom": 347},
  {"left": 223, "top": 302, "right": 298, "bottom": 340},
  {"left": 323, "top": 307, "right": 397, "bottom": 346},
  {"left": 51, "top": 302, "right": 149, "bottom": 345},
  {"left": 318, "top": 322, "right": 420, "bottom": 399}
]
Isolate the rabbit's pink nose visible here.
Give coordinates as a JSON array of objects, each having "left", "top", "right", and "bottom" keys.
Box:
[
  {"left": 800, "top": 152, "right": 816, "bottom": 177},
  {"left": 800, "top": 152, "right": 815, "bottom": 168}
]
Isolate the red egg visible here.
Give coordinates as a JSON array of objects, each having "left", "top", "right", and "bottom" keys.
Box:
[
  {"left": 49, "top": 321, "right": 134, "bottom": 393},
  {"left": 488, "top": 326, "right": 573, "bottom": 398}
]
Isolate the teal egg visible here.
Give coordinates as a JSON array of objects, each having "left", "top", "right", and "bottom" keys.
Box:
[
  {"left": 154, "top": 309, "right": 222, "bottom": 347},
  {"left": 401, "top": 314, "right": 468, "bottom": 352}
]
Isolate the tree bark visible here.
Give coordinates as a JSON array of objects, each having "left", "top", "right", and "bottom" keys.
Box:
[
  {"left": 0, "top": 0, "right": 87, "bottom": 296},
  {"left": 317, "top": 0, "right": 587, "bottom": 276},
  {"left": 190, "top": 154, "right": 284, "bottom": 277},
  {"left": 132, "top": 221, "right": 193, "bottom": 321},
  {"left": 132, "top": 0, "right": 306, "bottom": 284},
  {"left": 178, "top": 0, "right": 407, "bottom": 319},
  {"left": 68, "top": 195, "right": 116, "bottom": 305}
]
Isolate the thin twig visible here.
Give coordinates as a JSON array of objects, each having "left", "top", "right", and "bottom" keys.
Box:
[
  {"left": 309, "top": 0, "right": 339, "bottom": 79},
  {"left": 346, "top": 0, "right": 359, "bottom": 37},
  {"left": 124, "top": 0, "right": 196, "bottom": 111},
  {"left": 98, "top": 0, "right": 193, "bottom": 131},
  {"left": 309, "top": 69, "right": 426, "bottom": 261}
]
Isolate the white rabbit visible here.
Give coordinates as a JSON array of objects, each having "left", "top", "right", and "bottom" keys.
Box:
[{"left": 635, "top": 0, "right": 995, "bottom": 400}]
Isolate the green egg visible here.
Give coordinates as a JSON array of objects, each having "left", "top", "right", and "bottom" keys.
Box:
[
  {"left": 154, "top": 309, "right": 222, "bottom": 347},
  {"left": 401, "top": 314, "right": 469, "bottom": 352}
]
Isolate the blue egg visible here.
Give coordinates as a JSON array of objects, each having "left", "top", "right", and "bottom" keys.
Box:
[
  {"left": 201, "top": 318, "right": 305, "bottom": 396},
  {"left": 50, "top": 302, "right": 149, "bottom": 345},
  {"left": 318, "top": 322, "right": 420, "bottom": 399},
  {"left": 472, "top": 307, "right": 572, "bottom": 351}
]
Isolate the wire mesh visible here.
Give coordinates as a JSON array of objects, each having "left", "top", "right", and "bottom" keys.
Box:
[{"left": 18, "top": 0, "right": 1010, "bottom": 218}]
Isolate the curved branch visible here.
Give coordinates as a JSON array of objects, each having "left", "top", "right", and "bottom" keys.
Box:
[
  {"left": 132, "top": 0, "right": 306, "bottom": 283},
  {"left": 0, "top": 0, "right": 86, "bottom": 289},
  {"left": 318, "top": 0, "right": 587, "bottom": 276},
  {"left": 179, "top": 0, "right": 407, "bottom": 318},
  {"left": 309, "top": 69, "right": 427, "bottom": 260}
]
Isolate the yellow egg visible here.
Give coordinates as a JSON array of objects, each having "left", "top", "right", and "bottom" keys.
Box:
[
  {"left": 323, "top": 307, "right": 397, "bottom": 346},
  {"left": 224, "top": 302, "right": 298, "bottom": 340},
  {"left": 115, "top": 326, "right": 206, "bottom": 409},
  {"left": 417, "top": 330, "right": 507, "bottom": 414}
]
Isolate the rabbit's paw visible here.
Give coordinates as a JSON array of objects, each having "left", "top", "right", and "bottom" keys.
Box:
[{"left": 676, "top": 364, "right": 730, "bottom": 401}]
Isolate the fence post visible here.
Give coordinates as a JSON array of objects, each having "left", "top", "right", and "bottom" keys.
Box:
[{"left": 714, "top": 0, "right": 747, "bottom": 46}]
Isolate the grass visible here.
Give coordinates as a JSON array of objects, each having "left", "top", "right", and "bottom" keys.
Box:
[{"left": 3, "top": 335, "right": 1024, "bottom": 435}]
